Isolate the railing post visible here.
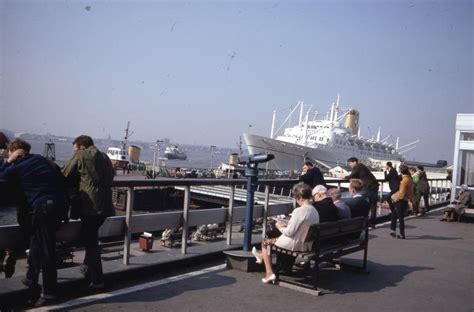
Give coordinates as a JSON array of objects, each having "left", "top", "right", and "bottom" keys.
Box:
[
  {"left": 262, "top": 185, "right": 270, "bottom": 240},
  {"left": 123, "top": 186, "right": 134, "bottom": 265},
  {"left": 379, "top": 181, "right": 384, "bottom": 217},
  {"left": 226, "top": 185, "right": 235, "bottom": 245},
  {"left": 181, "top": 185, "right": 191, "bottom": 254}
]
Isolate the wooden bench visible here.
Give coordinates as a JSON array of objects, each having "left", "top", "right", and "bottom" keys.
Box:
[{"left": 271, "top": 216, "right": 369, "bottom": 294}]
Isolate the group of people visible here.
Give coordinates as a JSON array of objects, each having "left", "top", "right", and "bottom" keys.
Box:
[
  {"left": 251, "top": 157, "right": 440, "bottom": 283},
  {"left": 0, "top": 133, "right": 114, "bottom": 307},
  {"left": 252, "top": 158, "right": 377, "bottom": 283}
]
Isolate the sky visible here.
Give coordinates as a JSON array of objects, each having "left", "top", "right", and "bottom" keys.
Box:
[{"left": 0, "top": 0, "right": 472, "bottom": 163}]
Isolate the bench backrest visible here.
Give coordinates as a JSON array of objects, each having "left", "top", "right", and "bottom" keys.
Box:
[{"left": 310, "top": 216, "right": 367, "bottom": 241}]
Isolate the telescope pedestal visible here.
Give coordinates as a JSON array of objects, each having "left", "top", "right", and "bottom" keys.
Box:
[{"left": 223, "top": 250, "right": 264, "bottom": 272}]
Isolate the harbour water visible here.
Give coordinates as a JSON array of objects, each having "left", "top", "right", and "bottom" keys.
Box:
[
  {"left": 0, "top": 138, "right": 234, "bottom": 226},
  {"left": 27, "top": 138, "right": 232, "bottom": 169}
]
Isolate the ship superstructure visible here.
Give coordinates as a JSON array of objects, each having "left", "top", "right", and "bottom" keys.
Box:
[{"left": 244, "top": 96, "right": 415, "bottom": 171}]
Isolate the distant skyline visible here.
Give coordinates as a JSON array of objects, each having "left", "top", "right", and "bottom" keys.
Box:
[{"left": 0, "top": 0, "right": 472, "bottom": 163}]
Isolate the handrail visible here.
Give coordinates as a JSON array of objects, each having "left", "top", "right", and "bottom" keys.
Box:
[{"left": 0, "top": 176, "right": 451, "bottom": 266}]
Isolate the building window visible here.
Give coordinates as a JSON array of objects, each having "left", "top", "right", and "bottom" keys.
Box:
[
  {"left": 461, "top": 133, "right": 474, "bottom": 141},
  {"left": 459, "top": 150, "right": 474, "bottom": 186}
]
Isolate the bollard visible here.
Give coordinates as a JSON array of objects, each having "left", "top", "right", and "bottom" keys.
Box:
[
  {"left": 226, "top": 185, "right": 235, "bottom": 245},
  {"left": 123, "top": 186, "right": 134, "bottom": 265},
  {"left": 182, "top": 185, "right": 190, "bottom": 254}
]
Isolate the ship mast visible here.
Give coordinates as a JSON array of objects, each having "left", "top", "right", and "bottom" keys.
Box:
[{"left": 121, "top": 121, "right": 132, "bottom": 150}]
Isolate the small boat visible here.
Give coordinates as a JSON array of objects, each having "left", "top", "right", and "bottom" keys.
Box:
[
  {"left": 164, "top": 145, "right": 187, "bottom": 160},
  {"left": 106, "top": 147, "right": 129, "bottom": 168},
  {"left": 106, "top": 122, "right": 131, "bottom": 169}
]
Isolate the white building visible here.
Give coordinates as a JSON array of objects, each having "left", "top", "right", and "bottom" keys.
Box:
[{"left": 451, "top": 114, "right": 474, "bottom": 198}]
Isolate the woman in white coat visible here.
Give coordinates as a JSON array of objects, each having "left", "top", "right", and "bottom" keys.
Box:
[{"left": 252, "top": 182, "right": 319, "bottom": 284}]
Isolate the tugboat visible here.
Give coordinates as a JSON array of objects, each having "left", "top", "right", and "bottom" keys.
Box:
[
  {"left": 106, "top": 122, "right": 131, "bottom": 169},
  {"left": 164, "top": 145, "right": 187, "bottom": 160}
]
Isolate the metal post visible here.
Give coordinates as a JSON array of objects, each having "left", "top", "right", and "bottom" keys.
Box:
[
  {"left": 379, "top": 181, "right": 384, "bottom": 216},
  {"left": 123, "top": 186, "right": 134, "bottom": 265},
  {"left": 262, "top": 185, "right": 270, "bottom": 240},
  {"left": 226, "top": 185, "right": 235, "bottom": 245},
  {"left": 182, "top": 185, "right": 190, "bottom": 254},
  {"left": 243, "top": 172, "right": 258, "bottom": 252}
]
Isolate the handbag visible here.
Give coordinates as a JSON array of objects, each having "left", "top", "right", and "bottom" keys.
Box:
[{"left": 391, "top": 191, "right": 400, "bottom": 203}]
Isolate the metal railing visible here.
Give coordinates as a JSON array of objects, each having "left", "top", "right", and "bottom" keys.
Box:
[{"left": 0, "top": 177, "right": 451, "bottom": 265}]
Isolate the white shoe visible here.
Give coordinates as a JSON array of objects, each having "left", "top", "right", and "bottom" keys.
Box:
[
  {"left": 252, "top": 247, "right": 262, "bottom": 264},
  {"left": 261, "top": 274, "right": 277, "bottom": 284}
]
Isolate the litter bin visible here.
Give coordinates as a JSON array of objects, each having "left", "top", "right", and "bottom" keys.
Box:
[{"left": 139, "top": 233, "right": 154, "bottom": 251}]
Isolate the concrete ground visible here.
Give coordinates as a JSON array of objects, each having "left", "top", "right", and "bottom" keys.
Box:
[
  {"left": 67, "top": 211, "right": 473, "bottom": 312},
  {"left": 18, "top": 208, "right": 474, "bottom": 312}
]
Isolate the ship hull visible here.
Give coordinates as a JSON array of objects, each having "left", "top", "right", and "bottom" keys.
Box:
[
  {"left": 165, "top": 153, "right": 187, "bottom": 160},
  {"left": 243, "top": 133, "right": 402, "bottom": 171}
]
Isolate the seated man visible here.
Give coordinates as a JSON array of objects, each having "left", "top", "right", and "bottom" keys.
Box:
[
  {"left": 342, "top": 179, "right": 370, "bottom": 218},
  {"left": 327, "top": 188, "right": 351, "bottom": 219},
  {"left": 441, "top": 184, "right": 472, "bottom": 221},
  {"left": 312, "top": 185, "right": 338, "bottom": 223}
]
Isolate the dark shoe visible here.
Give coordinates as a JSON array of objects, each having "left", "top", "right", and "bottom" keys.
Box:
[
  {"left": 21, "top": 278, "right": 38, "bottom": 288},
  {"left": 89, "top": 282, "right": 105, "bottom": 290},
  {"left": 368, "top": 223, "right": 376, "bottom": 229},
  {"left": 397, "top": 235, "right": 406, "bottom": 239},
  {"left": 79, "top": 265, "right": 89, "bottom": 277},
  {"left": 390, "top": 232, "right": 396, "bottom": 238},
  {"left": 33, "top": 296, "right": 56, "bottom": 307},
  {"left": 440, "top": 218, "right": 447, "bottom": 222}
]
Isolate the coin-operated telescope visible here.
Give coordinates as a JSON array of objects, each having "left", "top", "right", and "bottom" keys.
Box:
[{"left": 238, "top": 154, "right": 274, "bottom": 251}]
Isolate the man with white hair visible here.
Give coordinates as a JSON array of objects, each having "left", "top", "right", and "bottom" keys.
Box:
[
  {"left": 312, "top": 185, "right": 338, "bottom": 223},
  {"left": 327, "top": 188, "right": 351, "bottom": 219}
]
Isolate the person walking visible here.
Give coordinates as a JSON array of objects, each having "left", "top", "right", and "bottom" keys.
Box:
[
  {"left": 62, "top": 135, "right": 115, "bottom": 289},
  {"left": 0, "top": 138, "right": 67, "bottom": 307},
  {"left": 417, "top": 166, "right": 430, "bottom": 213},
  {"left": 389, "top": 164, "right": 414, "bottom": 239},
  {"left": 384, "top": 162, "right": 400, "bottom": 213},
  {"left": 345, "top": 157, "right": 379, "bottom": 226},
  {"left": 409, "top": 167, "right": 422, "bottom": 215},
  {"left": 299, "top": 161, "right": 326, "bottom": 188}
]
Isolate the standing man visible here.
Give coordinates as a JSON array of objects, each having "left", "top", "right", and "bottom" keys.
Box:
[
  {"left": 0, "top": 138, "right": 66, "bottom": 307},
  {"left": 299, "top": 161, "right": 326, "bottom": 188},
  {"left": 62, "top": 135, "right": 115, "bottom": 289},
  {"left": 345, "top": 157, "right": 379, "bottom": 226},
  {"left": 384, "top": 162, "right": 400, "bottom": 213}
]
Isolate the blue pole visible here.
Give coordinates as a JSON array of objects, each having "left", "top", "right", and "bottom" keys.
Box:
[{"left": 243, "top": 169, "right": 258, "bottom": 251}]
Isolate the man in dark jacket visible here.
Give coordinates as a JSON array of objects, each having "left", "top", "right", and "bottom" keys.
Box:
[
  {"left": 343, "top": 178, "right": 370, "bottom": 218},
  {"left": 62, "top": 135, "right": 114, "bottom": 289},
  {"left": 345, "top": 157, "right": 379, "bottom": 226},
  {"left": 0, "top": 139, "right": 66, "bottom": 307},
  {"left": 299, "top": 161, "right": 326, "bottom": 188},
  {"left": 384, "top": 162, "right": 400, "bottom": 212},
  {"left": 312, "top": 185, "right": 338, "bottom": 223}
]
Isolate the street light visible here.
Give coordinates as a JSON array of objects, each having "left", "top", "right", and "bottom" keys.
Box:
[
  {"left": 210, "top": 145, "right": 216, "bottom": 171},
  {"left": 153, "top": 140, "right": 164, "bottom": 178}
]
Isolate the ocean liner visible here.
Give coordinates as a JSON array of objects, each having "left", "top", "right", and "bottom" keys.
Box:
[{"left": 244, "top": 97, "right": 414, "bottom": 171}]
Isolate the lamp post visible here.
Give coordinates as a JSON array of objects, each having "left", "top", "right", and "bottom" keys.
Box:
[
  {"left": 210, "top": 145, "right": 216, "bottom": 171},
  {"left": 153, "top": 140, "right": 163, "bottom": 178}
]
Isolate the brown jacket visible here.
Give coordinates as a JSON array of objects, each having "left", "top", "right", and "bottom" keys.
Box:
[{"left": 392, "top": 174, "right": 415, "bottom": 203}]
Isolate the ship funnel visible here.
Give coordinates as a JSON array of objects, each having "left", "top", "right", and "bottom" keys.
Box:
[{"left": 344, "top": 109, "right": 359, "bottom": 135}]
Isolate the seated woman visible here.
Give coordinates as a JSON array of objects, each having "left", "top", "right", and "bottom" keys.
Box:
[
  {"left": 441, "top": 184, "right": 472, "bottom": 221},
  {"left": 251, "top": 182, "right": 319, "bottom": 284}
]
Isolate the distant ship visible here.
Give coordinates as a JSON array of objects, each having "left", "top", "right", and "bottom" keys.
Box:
[
  {"left": 164, "top": 145, "right": 187, "bottom": 160},
  {"left": 106, "top": 122, "right": 131, "bottom": 169},
  {"left": 244, "top": 96, "right": 416, "bottom": 171}
]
